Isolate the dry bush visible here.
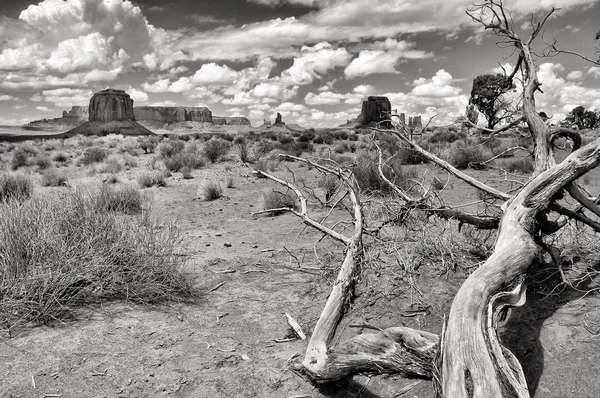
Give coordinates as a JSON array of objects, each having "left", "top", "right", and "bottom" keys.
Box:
[
  {"left": 261, "top": 191, "right": 297, "bottom": 215},
  {"left": 53, "top": 152, "right": 69, "bottom": 163},
  {"left": 35, "top": 154, "right": 52, "bottom": 170},
  {"left": 80, "top": 147, "right": 108, "bottom": 166},
  {"left": 139, "top": 136, "right": 159, "bottom": 154},
  {"left": 97, "top": 157, "right": 123, "bottom": 174},
  {"left": 158, "top": 139, "right": 185, "bottom": 158},
  {"left": 0, "top": 172, "right": 33, "bottom": 202},
  {"left": 317, "top": 174, "right": 338, "bottom": 201},
  {"left": 0, "top": 189, "right": 195, "bottom": 332},
  {"left": 163, "top": 152, "right": 205, "bottom": 172},
  {"left": 11, "top": 148, "right": 30, "bottom": 170},
  {"left": 41, "top": 168, "right": 68, "bottom": 187},
  {"left": 200, "top": 180, "right": 222, "bottom": 201},
  {"left": 137, "top": 171, "right": 167, "bottom": 188},
  {"left": 445, "top": 144, "right": 492, "bottom": 170},
  {"left": 353, "top": 157, "right": 419, "bottom": 194},
  {"left": 181, "top": 166, "right": 193, "bottom": 179},
  {"left": 122, "top": 154, "right": 138, "bottom": 169},
  {"left": 93, "top": 184, "right": 146, "bottom": 214},
  {"left": 202, "top": 137, "right": 231, "bottom": 163}
]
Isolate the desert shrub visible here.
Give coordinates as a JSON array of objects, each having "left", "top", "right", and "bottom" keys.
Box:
[
  {"left": 122, "top": 154, "right": 138, "bottom": 168},
  {"left": 0, "top": 173, "right": 33, "bottom": 202},
  {"left": 78, "top": 136, "right": 96, "bottom": 147},
  {"left": 137, "top": 171, "right": 167, "bottom": 188},
  {"left": 53, "top": 152, "right": 69, "bottom": 163},
  {"left": 200, "top": 180, "right": 222, "bottom": 201},
  {"left": 202, "top": 137, "right": 231, "bottom": 163},
  {"left": 97, "top": 157, "right": 123, "bottom": 174},
  {"left": 331, "top": 129, "right": 349, "bottom": 140},
  {"left": 397, "top": 147, "right": 429, "bottom": 165},
  {"left": 498, "top": 157, "right": 535, "bottom": 174},
  {"left": 313, "top": 136, "right": 325, "bottom": 144},
  {"left": 261, "top": 191, "right": 297, "bottom": 215},
  {"left": 80, "top": 147, "right": 108, "bottom": 165},
  {"left": 93, "top": 184, "right": 145, "bottom": 214},
  {"left": 235, "top": 141, "right": 250, "bottom": 163},
  {"left": 298, "top": 129, "right": 316, "bottom": 142},
  {"left": 163, "top": 152, "right": 205, "bottom": 172},
  {"left": 280, "top": 141, "right": 313, "bottom": 157},
  {"left": 233, "top": 136, "right": 246, "bottom": 145},
  {"left": 139, "top": 136, "right": 159, "bottom": 154},
  {"left": 41, "top": 168, "right": 68, "bottom": 187},
  {"left": 0, "top": 189, "right": 194, "bottom": 330},
  {"left": 347, "top": 132, "right": 359, "bottom": 141},
  {"left": 428, "top": 129, "right": 466, "bottom": 144},
  {"left": 317, "top": 175, "right": 338, "bottom": 201},
  {"left": 431, "top": 176, "right": 445, "bottom": 191},
  {"left": 11, "top": 148, "right": 30, "bottom": 170},
  {"left": 446, "top": 145, "right": 491, "bottom": 170},
  {"left": 353, "top": 157, "right": 419, "bottom": 194},
  {"left": 278, "top": 135, "right": 294, "bottom": 145},
  {"left": 158, "top": 139, "right": 185, "bottom": 158},
  {"left": 181, "top": 166, "right": 192, "bottom": 179}
]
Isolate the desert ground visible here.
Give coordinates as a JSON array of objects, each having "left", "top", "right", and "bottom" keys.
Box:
[{"left": 0, "top": 127, "right": 599, "bottom": 397}]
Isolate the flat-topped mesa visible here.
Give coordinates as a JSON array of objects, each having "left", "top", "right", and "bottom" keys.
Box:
[
  {"left": 64, "top": 88, "right": 154, "bottom": 137},
  {"left": 213, "top": 116, "right": 252, "bottom": 126},
  {"left": 89, "top": 89, "right": 134, "bottom": 122},
  {"left": 134, "top": 106, "right": 212, "bottom": 123},
  {"left": 355, "top": 96, "right": 392, "bottom": 128}
]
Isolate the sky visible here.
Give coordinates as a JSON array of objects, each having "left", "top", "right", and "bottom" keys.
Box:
[{"left": 0, "top": 0, "right": 599, "bottom": 127}]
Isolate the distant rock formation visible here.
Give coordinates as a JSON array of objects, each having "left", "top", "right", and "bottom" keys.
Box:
[
  {"left": 89, "top": 89, "right": 135, "bottom": 122},
  {"left": 262, "top": 119, "right": 272, "bottom": 127},
  {"left": 274, "top": 113, "right": 285, "bottom": 125},
  {"left": 213, "top": 116, "right": 251, "bottom": 126},
  {"left": 134, "top": 106, "right": 212, "bottom": 123},
  {"left": 65, "top": 89, "right": 154, "bottom": 137},
  {"left": 355, "top": 96, "right": 392, "bottom": 128},
  {"left": 62, "top": 106, "right": 89, "bottom": 119},
  {"left": 408, "top": 115, "right": 422, "bottom": 129}
]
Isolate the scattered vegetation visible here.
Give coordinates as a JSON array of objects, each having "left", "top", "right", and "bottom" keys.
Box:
[
  {"left": 0, "top": 189, "right": 194, "bottom": 331},
  {"left": 203, "top": 137, "right": 231, "bottom": 163},
  {"left": 261, "top": 191, "right": 297, "bottom": 215},
  {"left": 93, "top": 184, "right": 146, "bottom": 214}
]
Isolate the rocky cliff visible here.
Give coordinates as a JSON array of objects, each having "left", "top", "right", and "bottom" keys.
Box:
[
  {"left": 64, "top": 89, "right": 153, "bottom": 136},
  {"left": 355, "top": 96, "right": 392, "bottom": 128},
  {"left": 89, "top": 89, "right": 134, "bottom": 122},
  {"left": 134, "top": 106, "right": 212, "bottom": 123},
  {"left": 62, "top": 106, "right": 89, "bottom": 119},
  {"left": 212, "top": 116, "right": 251, "bottom": 126}
]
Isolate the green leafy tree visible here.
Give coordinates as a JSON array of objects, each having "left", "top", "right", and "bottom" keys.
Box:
[
  {"left": 469, "top": 74, "right": 515, "bottom": 129},
  {"left": 564, "top": 106, "right": 599, "bottom": 129},
  {"left": 465, "top": 104, "right": 479, "bottom": 124}
]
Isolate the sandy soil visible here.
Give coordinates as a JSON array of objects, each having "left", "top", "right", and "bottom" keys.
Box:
[{"left": 0, "top": 134, "right": 599, "bottom": 397}]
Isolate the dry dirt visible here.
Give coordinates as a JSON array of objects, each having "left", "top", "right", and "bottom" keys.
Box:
[{"left": 0, "top": 134, "right": 599, "bottom": 397}]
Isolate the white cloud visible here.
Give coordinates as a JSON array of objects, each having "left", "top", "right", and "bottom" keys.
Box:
[
  {"left": 353, "top": 85, "right": 377, "bottom": 95},
  {"left": 41, "top": 88, "right": 92, "bottom": 107},
  {"left": 36, "top": 106, "right": 52, "bottom": 112},
  {"left": 280, "top": 42, "right": 351, "bottom": 85},
  {"left": 277, "top": 102, "right": 307, "bottom": 112},
  {"left": 566, "top": 70, "right": 583, "bottom": 80},
  {"left": 588, "top": 66, "right": 600, "bottom": 79},
  {"left": 537, "top": 62, "right": 600, "bottom": 113},
  {"left": 128, "top": 87, "right": 148, "bottom": 104},
  {"left": 411, "top": 70, "right": 461, "bottom": 97},
  {"left": 305, "top": 91, "right": 346, "bottom": 105},
  {"left": 191, "top": 63, "right": 239, "bottom": 85},
  {"left": 344, "top": 51, "right": 400, "bottom": 78},
  {"left": 0, "top": 95, "right": 14, "bottom": 101}
]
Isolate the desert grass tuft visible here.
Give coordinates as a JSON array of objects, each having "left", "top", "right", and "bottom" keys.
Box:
[
  {"left": 41, "top": 168, "right": 68, "bottom": 187},
  {"left": 93, "top": 184, "right": 146, "bottom": 214},
  {"left": 80, "top": 147, "right": 108, "bottom": 166},
  {"left": 202, "top": 137, "right": 231, "bottom": 163},
  {"left": 0, "top": 172, "right": 33, "bottom": 202},
  {"left": 200, "top": 180, "right": 222, "bottom": 201},
  {"left": 0, "top": 189, "right": 195, "bottom": 332},
  {"left": 137, "top": 171, "right": 167, "bottom": 188},
  {"left": 261, "top": 191, "right": 297, "bottom": 215},
  {"left": 497, "top": 157, "right": 535, "bottom": 174}
]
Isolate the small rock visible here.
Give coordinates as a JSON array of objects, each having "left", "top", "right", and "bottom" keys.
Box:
[
  {"left": 224, "top": 243, "right": 232, "bottom": 247},
  {"left": 206, "top": 243, "right": 211, "bottom": 246},
  {"left": 215, "top": 233, "right": 222, "bottom": 237}
]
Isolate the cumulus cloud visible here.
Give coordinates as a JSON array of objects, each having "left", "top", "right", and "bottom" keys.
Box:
[
  {"left": 280, "top": 42, "right": 351, "bottom": 85},
  {"left": 536, "top": 62, "right": 600, "bottom": 113},
  {"left": 0, "top": 95, "right": 14, "bottom": 101},
  {"left": 353, "top": 85, "right": 377, "bottom": 95},
  {"left": 304, "top": 91, "right": 346, "bottom": 105},
  {"left": 411, "top": 70, "right": 462, "bottom": 97}
]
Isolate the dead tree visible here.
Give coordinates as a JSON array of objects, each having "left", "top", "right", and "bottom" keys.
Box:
[{"left": 255, "top": 2, "right": 600, "bottom": 397}]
